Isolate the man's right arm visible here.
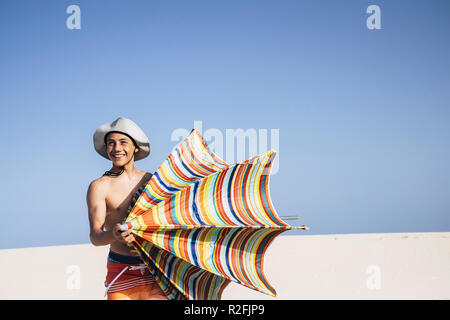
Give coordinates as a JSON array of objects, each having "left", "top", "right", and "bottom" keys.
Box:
[{"left": 87, "top": 179, "right": 116, "bottom": 246}]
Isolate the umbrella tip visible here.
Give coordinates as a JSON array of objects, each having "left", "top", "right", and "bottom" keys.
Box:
[
  {"left": 295, "top": 225, "right": 309, "bottom": 231},
  {"left": 119, "top": 223, "right": 129, "bottom": 232}
]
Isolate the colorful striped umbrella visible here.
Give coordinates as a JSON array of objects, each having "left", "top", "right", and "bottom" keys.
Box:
[{"left": 120, "top": 129, "right": 307, "bottom": 299}]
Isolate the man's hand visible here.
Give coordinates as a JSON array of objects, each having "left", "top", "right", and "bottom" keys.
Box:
[{"left": 113, "top": 224, "right": 135, "bottom": 244}]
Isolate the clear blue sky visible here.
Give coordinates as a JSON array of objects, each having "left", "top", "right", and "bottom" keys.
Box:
[{"left": 1, "top": 0, "right": 449, "bottom": 249}]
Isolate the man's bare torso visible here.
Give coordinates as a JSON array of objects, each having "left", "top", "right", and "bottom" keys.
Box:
[{"left": 100, "top": 170, "right": 152, "bottom": 255}]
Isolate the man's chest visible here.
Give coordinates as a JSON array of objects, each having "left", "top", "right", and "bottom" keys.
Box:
[{"left": 105, "top": 183, "right": 139, "bottom": 215}]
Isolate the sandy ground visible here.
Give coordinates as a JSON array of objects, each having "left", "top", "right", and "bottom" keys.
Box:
[{"left": 1, "top": 232, "right": 449, "bottom": 299}]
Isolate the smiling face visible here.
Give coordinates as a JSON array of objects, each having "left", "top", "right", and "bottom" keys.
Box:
[{"left": 105, "top": 132, "right": 138, "bottom": 167}]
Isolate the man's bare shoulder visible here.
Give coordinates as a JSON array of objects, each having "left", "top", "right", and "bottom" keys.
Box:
[
  {"left": 135, "top": 168, "right": 152, "bottom": 180},
  {"left": 87, "top": 176, "right": 111, "bottom": 196}
]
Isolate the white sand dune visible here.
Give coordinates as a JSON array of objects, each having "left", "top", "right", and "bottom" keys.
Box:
[{"left": 1, "top": 232, "right": 449, "bottom": 299}]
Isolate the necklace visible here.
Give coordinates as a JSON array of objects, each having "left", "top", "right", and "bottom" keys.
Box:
[{"left": 103, "top": 167, "right": 124, "bottom": 177}]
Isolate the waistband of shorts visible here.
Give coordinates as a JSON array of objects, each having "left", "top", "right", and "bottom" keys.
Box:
[{"left": 108, "top": 250, "right": 143, "bottom": 264}]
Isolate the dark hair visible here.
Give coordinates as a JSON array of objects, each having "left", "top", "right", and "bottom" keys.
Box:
[{"left": 104, "top": 131, "right": 138, "bottom": 148}]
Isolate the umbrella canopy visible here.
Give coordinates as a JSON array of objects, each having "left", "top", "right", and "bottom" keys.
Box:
[{"left": 121, "top": 129, "right": 306, "bottom": 299}]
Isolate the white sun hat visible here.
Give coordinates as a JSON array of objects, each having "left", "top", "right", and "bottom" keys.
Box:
[{"left": 93, "top": 117, "right": 150, "bottom": 161}]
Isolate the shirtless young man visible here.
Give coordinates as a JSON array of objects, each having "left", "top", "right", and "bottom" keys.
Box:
[{"left": 87, "top": 117, "right": 167, "bottom": 300}]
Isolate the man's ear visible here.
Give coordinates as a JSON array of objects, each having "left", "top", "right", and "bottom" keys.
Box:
[{"left": 135, "top": 148, "right": 139, "bottom": 153}]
